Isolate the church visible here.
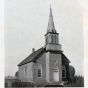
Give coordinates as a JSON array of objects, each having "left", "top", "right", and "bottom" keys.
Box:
[{"left": 18, "top": 7, "right": 70, "bottom": 84}]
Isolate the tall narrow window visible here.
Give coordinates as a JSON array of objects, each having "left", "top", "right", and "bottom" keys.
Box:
[
  {"left": 38, "top": 65, "right": 42, "bottom": 77},
  {"left": 51, "top": 35, "right": 53, "bottom": 43},
  {"left": 55, "top": 35, "right": 56, "bottom": 44},
  {"left": 62, "top": 65, "right": 66, "bottom": 78}
]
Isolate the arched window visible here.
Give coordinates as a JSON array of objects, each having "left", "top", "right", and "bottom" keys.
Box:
[
  {"left": 62, "top": 65, "right": 66, "bottom": 78},
  {"left": 38, "top": 65, "right": 42, "bottom": 77}
]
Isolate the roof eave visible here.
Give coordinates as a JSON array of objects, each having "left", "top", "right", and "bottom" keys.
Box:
[{"left": 18, "top": 61, "right": 32, "bottom": 67}]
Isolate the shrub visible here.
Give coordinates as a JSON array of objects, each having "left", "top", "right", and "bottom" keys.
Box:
[
  {"left": 5, "top": 82, "right": 8, "bottom": 87},
  {"left": 35, "top": 81, "right": 49, "bottom": 87}
]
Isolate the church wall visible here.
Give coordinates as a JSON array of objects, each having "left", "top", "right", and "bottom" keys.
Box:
[
  {"left": 46, "top": 44, "right": 61, "bottom": 51},
  {"left": 18, "top": 62, "right": 33, "bottom": 82},
  {"left": 32, "top": 52, "right": 46, "bottom": 83},
  {"left": 48, "top": 51, "right": 62, "bottom": 83}
]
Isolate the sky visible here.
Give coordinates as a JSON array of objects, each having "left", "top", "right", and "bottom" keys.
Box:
[{"left": 5, "top": 0, "right": 84, "bottom": 76}]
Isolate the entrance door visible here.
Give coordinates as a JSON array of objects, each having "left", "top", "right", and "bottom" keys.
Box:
[{"left": 53, "top": 69, "right": 59, "bottom": 82}]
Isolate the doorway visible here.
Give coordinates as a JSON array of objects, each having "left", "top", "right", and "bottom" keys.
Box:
[{"left": 53, "top": 67, "right": 59, "bottom": 82}]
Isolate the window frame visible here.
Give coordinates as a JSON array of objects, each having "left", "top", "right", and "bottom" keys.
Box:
[
  {"left": 62, "top": 65, "right": 66, "bottom": 78},
  {"left": 37, "top": 65, "right": 42, "bottom": 78}
]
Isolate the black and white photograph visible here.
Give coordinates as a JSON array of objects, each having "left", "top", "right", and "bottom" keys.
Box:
[{"left": 5, "top": 0, "right": 85, "bottom": 87}]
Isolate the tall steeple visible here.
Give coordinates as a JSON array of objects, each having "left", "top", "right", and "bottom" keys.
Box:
[
  {"left": 45, "top": 7, "right": 62, "bottom": 83},
  {"left": 45, "top": 7, "right": 61, "bottom": 51},
  {"left": 47, "top": 6, "right": 56, "bottom": 33}
]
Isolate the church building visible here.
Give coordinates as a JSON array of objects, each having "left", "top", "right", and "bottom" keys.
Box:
[{"left": 18, "top": 7, "right": 70, "bottom": 84}]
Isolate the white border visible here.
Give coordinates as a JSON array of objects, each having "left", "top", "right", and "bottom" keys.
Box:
[{"left": 0, "top": 0, "right": 4, "bottom": 88}]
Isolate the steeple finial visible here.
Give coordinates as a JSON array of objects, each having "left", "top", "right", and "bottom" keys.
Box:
[
  {"left": 50, "top": 4, "right": 51, "bottom": 8},
  {"left": 50, "top": 5, "right": 52, "bottom": 16},
  {"left": 47, "top": 6, "right": 56, "bottom": 33},
  {"left": 50, "top": 5, "right": 51, "bottom": 11}
]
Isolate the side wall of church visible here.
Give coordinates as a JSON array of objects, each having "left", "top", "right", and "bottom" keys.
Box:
[
  {"left": 32, "top": 52, "right": 46, "bottom": 83},
  {"left": 18, "top": 62, "right": 33, "bottom": 82}
]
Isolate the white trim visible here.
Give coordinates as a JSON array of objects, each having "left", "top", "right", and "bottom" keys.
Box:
[{"left": 46, "top": 52, "right": 50, "bottom": 82}]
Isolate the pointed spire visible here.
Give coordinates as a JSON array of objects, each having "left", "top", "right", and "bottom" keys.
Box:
[
  {"left": 47, "top": 6, "right": 56, "bottom": 33},
  {"left": 49, "top": 5, "right": 53, "bottom": 17}
]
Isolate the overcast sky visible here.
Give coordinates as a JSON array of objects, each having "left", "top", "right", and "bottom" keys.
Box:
[{"left": 5, "top": 0, "right": 84, "bottom": 76}]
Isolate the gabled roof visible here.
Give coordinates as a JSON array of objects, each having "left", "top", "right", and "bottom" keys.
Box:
[
  {"left": 18, "top": 47, "right": 45, "bottom": 66},
  {"left": 18, "top": 46, "right": 70, "bottom": 66}
]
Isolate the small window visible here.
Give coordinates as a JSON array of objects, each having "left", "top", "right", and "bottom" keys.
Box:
[
  {"left": 38, "top": 69, "right": 41, "bottom": 77},
  {"left": 38, "top": 65, "right": 42, "bottom": 77}
]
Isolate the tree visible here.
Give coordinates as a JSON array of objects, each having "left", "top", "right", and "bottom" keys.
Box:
[
  {"left": 69, "top": 65, "right": 75, "bottom": 78},
  {"left": 15, "top": 71, "right": 18, "bottom": 77}
]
